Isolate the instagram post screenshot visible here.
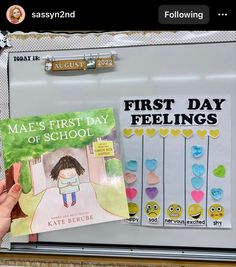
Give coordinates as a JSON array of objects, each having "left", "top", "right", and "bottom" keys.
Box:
[{"left": 0, "top": 1, "right": 236, "bottom": 266}]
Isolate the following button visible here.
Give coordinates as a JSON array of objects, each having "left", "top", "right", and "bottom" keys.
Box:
[{"left": 158, "top": 5, "right": 209, "bottom": 24}]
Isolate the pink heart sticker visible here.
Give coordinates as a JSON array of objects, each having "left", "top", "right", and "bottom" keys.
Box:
[
  {"left": 124, "top": 172, "right": 137, "bottom": 184},
  {"left": 191, "top": 190, "right": 204, "bottom": 203},
  {"left": 126, "top": 188, "right": 138, "bottom": 201},
  {"left": 147, "top": 172, "right": 160, "bottom": 185}
]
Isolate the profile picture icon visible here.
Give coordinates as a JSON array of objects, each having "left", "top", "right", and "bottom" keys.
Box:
[{"left": 6, "top": 5, "right": 25, "bottom": 24}]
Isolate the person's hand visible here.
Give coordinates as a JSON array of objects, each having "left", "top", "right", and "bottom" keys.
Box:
[{"left": 0, "top": 180, "right": 22, "bottom": 240}]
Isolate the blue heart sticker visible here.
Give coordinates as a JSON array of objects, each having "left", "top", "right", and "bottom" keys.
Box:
[
  {"left": 192, "top": 164, "right": 205, "bottom": 177},
  {"left": 211, "top": 188, "right": 223, "bottom": 201},
  {"left": 192, "top": 146, "right": 204, "bottom": 158},
  {"left": 191, "top": 177, "right": 204, "bottom": 190},
  {"left": 126, "top": 160, "right": 137, "bottom": 172},
  {"left": 145, "top": 159, "right": 157, "bottom": 172}
]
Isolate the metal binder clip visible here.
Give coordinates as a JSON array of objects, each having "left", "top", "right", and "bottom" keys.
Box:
[
  {"left": 0, "top": 31, "right": 11, "bottom": 50},
  {"left": 86, "top": 55, "right": 96, "bottom": 69},
  {"left": 44, "top": 56, "right": 54, "bottom": 71}
]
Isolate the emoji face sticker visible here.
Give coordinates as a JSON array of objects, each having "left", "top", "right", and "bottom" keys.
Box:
[
  {"left": 188, "top": 204, "right": 203, "bottom": 220},
  {"left": 167, "top": 204, "right": 183, "bottom": 220},
  {"left": 145, "top": 201, "right": 161, "bottom": 218},
  {"left": 208, "top": 204, "right": 224, "bottom": 220},
  {"left": 128, "top": 202, "right": 139, "bottom": 217}
]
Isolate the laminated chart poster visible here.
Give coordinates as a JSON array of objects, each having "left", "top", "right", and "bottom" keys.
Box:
[
  {"left": 120, "top": 95, "right": 231, "bottom": 228},
  {"left": 0, "top": 108, "right": 129, "bottom": 236}
]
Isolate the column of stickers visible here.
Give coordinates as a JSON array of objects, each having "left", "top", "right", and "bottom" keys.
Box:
[
  {"left": 164, "top": 129, "right": 185, "bottom": 227},
  {"left": 186, "top": 129, "right": 208, "bottom": 227},
  {"left": 122, "top": 128, "right": 142, "bottom": 225},
  {"left": 142, "top": 128, "right": 163, "bottom": 226},
  {"left": 207, "top": 129, "right": 230, "bottom": 227}
]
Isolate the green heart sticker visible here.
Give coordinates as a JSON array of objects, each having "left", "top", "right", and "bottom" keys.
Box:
[{"left": 213, "top": 165, "right": 226, "bottom": 178}]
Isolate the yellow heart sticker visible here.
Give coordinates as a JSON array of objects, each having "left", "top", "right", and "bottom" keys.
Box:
[
  {"left": 171, "top": 129, "right": 181, "bottom": 137},
  {"left": 159, "top": 128, "right": 169, "bottom": 138},
  {"left": 123, "top": 128, "right": 133, "bottom": 138},
  {"left": 134, "top": 128, "right": 144, "bottom": 137},
  {"left": 209, "top": 129, "right": 220, "bottom": 139},
  {"left": 182, "top": 129, "right": 193, "bottom": 138},
  {"left": 146, "top": 128, "right": 156, "bottom": 137},
  {"left": 197, "top": 129, "right": 207, "bottom": 139}
]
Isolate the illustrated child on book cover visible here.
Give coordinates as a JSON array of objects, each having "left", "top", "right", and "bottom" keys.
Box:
[
  {"left": 0, "top": 108, "right": 129, "bottom": 236},
  {"left": 50, "top": 155, "right": 85, "bottom": 207}
]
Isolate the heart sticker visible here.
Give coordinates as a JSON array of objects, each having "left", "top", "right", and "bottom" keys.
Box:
[
  {"left": 126, "top": 160, "right": 137, "bottom": 172},
  {"left": 126, "top": 188, "right": 137, "bottom": 201},
  {"left": 134, "top": 128, "right": 144, "bottom": 137},
  {"left": 210, "top": 188, "right": 223, "bottom": 201},
  {"left": 191, "top": 177, "right": 204, "bottom": 190},
  {"left": 197, "top": 130, "right": 207, "bottom": 139},
  {"left": 191, "top": 190, "right": 204, "bottom": 203},
  {"left": 124, "top": 172, "right": 137, "bottom": 184},
  {"left": 192, "top": 164, "right": 205, "bottom": 177},
  {"left": 192, "top": 146, "right": 204, "bottom": 158},
  {"left": 159, "top": 128, "right": 169, "bottom": 138},
  {"left": 209, "top": 129, "right": 220, "bottom": 139},
  {"left": 146, "top": 128, "right": 156, "bottom": 137},
  {"left": 182, "top": 129, "right": 193, "bottom": 138},
  {"left": 145, "top": 159, "right": 157, "bottom": 172},
  {"left": 213, "top": 165, "right": 225, "bottom": 178},
  {"left": 145, "top": 187, "right": 158, "bottom": 199},
  {"left": 147, "top": 172, "right": 160, "bottom": 185},
  {"left": 171, "top": 129, "right": 181, "bottom": 137},
  {"left": 123, "top": 128, "right": 133, "bottom": 138}
]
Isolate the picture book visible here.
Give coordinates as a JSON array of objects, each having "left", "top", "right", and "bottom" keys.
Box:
[{"left": 0, "top": 108, "right": 129, "bottom": 236}]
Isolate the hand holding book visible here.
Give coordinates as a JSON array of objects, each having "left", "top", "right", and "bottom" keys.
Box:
[
  {"left": 0, "top": 181, "right": 22, "bottom": 241},
  {"left": 0, "top": 108, "right": 129, "bottom": 235}
]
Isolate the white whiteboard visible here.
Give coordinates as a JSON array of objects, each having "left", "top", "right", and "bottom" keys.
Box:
[{"left": 8, "top": 42, "right": 236, "bottom": 248}]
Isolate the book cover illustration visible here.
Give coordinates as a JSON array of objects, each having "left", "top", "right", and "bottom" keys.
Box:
[{"left": 0, "top": 108, "right": 129, "bottom": 236}]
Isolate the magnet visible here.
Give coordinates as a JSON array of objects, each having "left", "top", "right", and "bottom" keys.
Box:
[
  {"left": 167, "top": 204, "right": 183, "bottom": 220},
  {"left": 213, "top": 165, "right": 225, "bottom": 178},
  {"left": 192, "top": 146, "right": 204, "bottom": 158},
  {"left": 145, "top": 187, "right": 158, "bottom": 199},
  {"left": 208, "top": 204, "right": 224, "bottom": 220},
  {"left": 126, "top": 187, "right": 137, "bottom": 201},
  {"left": 124, "top": 172, "right": 137, "bottom": 184},
  {"left": 192, "top": 164, "right": 205, "bottom": 177},
  {"left": 191, "top": 190, "right": 204, "bottom": 203},
  {"left": 188, "top": 204, "right": 204, "bottom": 220},
  {"left": 147, "top": 172, "right": 160, "bottom": 185},
  {"left": 125, "top": 160, "right": 137, "bottom": 172},
  {"left": 145, "top": 201, "right": 161, "bottom": 218},
  {"left": 128, "top": 202, "right": 139, "bottom": 217},
  {"left": 145, "top": 159, "right": 157, "bottom": 172},
  {"left": 191, "top": 177, "right": 204, "bottom": 190},
  {"left": 210, "top": 188, "right": 223, "bottom": 201}
]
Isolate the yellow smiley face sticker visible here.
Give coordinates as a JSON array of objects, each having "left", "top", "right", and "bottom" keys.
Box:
[
  {"left": 128, "top": 202, "right": 139, "bottom": 217},
  {"left": 145, "top": 201, "right": 161, "bottom": 218},
  {"left": 208, "top": 204, "right": 224, "bottom": 220},
  {"left": 167, "top": 204, "right": 183, "bottom": 220},
  {"left": 188, "top": 204, "right": 203, "bottom": 220}
]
